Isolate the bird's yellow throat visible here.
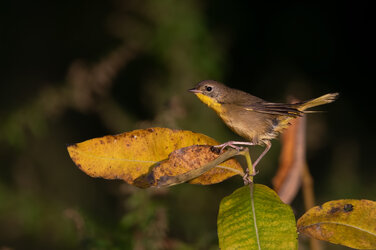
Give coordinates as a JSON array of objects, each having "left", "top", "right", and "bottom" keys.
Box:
[{"left": 194, "top": 93, "right": 222, "bottom": 114}]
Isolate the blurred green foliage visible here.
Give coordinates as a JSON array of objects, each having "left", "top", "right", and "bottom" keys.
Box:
[{"left": 1, "top": 0, "right": 375, "bottom": 249}]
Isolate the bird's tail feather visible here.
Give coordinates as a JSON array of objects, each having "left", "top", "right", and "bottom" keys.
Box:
[{"left": 299, "top": 93, "right": 339, "bottom": 111}]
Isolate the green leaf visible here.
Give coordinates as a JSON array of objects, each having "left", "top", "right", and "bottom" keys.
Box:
[
  {"left": 297, "top": 199, "right": 376, "bottom": 249},
  {"left": 217, "top": 184, "right": 297, "bottom": 249}
]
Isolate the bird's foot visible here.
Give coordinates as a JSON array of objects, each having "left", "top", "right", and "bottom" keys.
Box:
[
  {"left": 243, "top": 171, "right": 252, "bottom": 185},
  {"left": 243, "top": 167, "right": 259, "bottom": 185},
  {"left": 212, "top": 141, "right": 254, "bottom": 154}
]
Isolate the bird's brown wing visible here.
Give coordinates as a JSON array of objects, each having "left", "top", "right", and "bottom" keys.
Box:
[{"left": 243, "top": 102, "right": 303, "bottom": 117}]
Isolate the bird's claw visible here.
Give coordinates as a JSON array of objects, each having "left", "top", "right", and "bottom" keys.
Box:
[
  {"left": 243, "top": 168, "right": 259, "bottom": 185},
  {"left": 213, "top": 143, "right": 244, "bottom": 154}
]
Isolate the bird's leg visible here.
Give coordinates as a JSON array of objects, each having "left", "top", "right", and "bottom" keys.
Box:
[
  {"left": 242, "top": 141, "right": 272, "bottom": 183},
  {"left": 250, "top": 141, "right": 271, "bottom": 176},
  {"left": 214, "top": 140, "right": 271, "bottom": 181},
  {"left": 214, "top": 141, "right": 255, "bottom": 153}
]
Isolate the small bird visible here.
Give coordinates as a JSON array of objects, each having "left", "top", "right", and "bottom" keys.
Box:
[{"left": 189, "top": 80, "right": 338, "bottom": 175}]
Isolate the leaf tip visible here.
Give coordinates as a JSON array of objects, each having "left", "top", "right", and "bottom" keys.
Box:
[
  {"left": 66, "top": 143, "right": 78, "bottom": 151},
  {"left": 66, "top": 143, "right": 79, "bottom": 166}
]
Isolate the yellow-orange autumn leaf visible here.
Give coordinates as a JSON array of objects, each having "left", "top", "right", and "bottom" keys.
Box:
[
  {"left": 297, "top": 199, "right": 376, "bottom": 249},
  {"left": 148, "top": 145, "right": 243, "bottom": 187},
  {"left": 67, "top": 127, "right": 243, "bottom": 188}
]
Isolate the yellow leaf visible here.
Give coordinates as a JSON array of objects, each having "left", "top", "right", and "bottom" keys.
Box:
[
  {"left": 67, "top": 127, "right": 243, "bottom": 188},
  {"left": 148, "top": 145, "right": 243, "bottom": 187},
  {"left": 297, "top": 199, "right": 376, "bottom": 249}
]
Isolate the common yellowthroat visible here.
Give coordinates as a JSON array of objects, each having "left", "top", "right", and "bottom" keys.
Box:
[{"left": 189, "top": 80, "right": 338, "bottom": 175}]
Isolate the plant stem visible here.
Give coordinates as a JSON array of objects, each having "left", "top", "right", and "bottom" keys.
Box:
[{"left": 237, "top": 148, "right": 254, "bottom": 183}]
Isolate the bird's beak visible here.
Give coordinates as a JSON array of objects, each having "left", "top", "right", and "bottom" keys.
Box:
[{"left": 188, "top": 88, "right": 201, "bottom": 93}]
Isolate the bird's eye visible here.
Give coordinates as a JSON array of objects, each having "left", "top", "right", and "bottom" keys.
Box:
[{"left": 205, "top": 86, "right": 213, "bottom": 92}]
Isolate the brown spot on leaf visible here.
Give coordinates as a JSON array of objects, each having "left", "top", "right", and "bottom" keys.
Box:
[
  {"left": 210, "top": 146, "right": 221, "bottom": 154},
  {"left": 344, "top": 204, "right": 354, "bottom": 212},
  {"left": 329, "top": 207, "right": 340, "bottom": 214},
  {"left": 147, "top": 128, "right": 154, "bottom": 132}
]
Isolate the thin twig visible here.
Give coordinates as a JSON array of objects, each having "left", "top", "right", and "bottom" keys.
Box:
[
  {"left": 302, "top": 163, "right": 322, "bottom": 250},
  {"left": 302, "top": 163, "right": 315, "bottom": 210},
  {"left": 157, "top": 148, "right": 240, "bottom": 187},
  {"left": 214, "top": 165, "right": 245, "bottom": 176}
]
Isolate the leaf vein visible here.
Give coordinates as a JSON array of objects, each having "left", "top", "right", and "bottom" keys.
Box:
[{"left": 300, "top": 221, "right": 376, "bottom": 237}]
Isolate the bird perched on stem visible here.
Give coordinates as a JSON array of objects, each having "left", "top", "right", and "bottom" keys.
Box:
[{"left": 189, "top": 80, "right": 338, "bottom": 176}]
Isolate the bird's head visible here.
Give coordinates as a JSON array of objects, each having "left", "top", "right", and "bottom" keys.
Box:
[{"left": 188, "top": 80, "right": 229, "bottom": 106}]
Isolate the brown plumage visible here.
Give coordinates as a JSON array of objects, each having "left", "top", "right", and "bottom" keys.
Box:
[{"left": 189, "top": 80, "right": 338, "bottom": 172}]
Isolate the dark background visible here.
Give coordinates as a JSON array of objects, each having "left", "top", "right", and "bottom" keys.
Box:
[{"left": 1, "top": 1, "right": 374, "bottom": 249}]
